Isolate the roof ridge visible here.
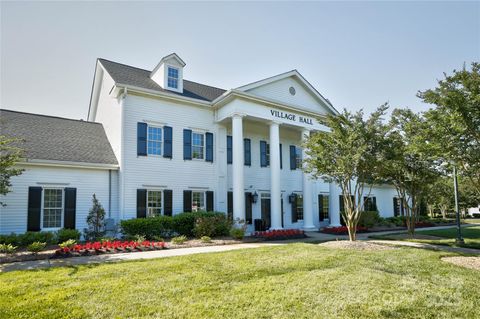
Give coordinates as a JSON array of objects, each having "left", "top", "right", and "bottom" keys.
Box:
[
  {"left": 98, "top": 58, "right": 226, "bottom": 91},
  {"left": 0, "top": 109, "right": 102, "bottom": 125}
]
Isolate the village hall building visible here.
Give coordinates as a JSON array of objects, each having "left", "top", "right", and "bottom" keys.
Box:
[{"left": 0, "top": 53, "right": 400, "bottom": 235}]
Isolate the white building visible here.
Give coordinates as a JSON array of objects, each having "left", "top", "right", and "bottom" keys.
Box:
[{"left": 0, "top": 53, "right": 399, "bottom": 234}]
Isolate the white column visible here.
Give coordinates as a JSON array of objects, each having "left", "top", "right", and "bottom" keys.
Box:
[
  {"left": 232, "top": 114, "right": 245, "bottom": 223},
  {"left": 270, "top": 121, "right": 282, "bottom": 229},
  {"left": 302, "top": 129, "right": 316, "bottom": 230},
  {"left": 329, "top": 182, "right": 342, "bottom": 227}
]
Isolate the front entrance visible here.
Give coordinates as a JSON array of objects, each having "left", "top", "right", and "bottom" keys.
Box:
[{"left": 261, "top": 193, "right": 271, "bottom": 229}]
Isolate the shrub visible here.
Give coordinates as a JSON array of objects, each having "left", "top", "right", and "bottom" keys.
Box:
[
  {"left": 0, "top": 233, "right": 20, "bottom": 246},
  {"left": 134, "top": 234, "right": 146, "bottom": 243},
  {"left": 358, "top": 211, "right": 381, "bottom": 228},
  {"left": 120, "top": 216, "right": 174, "bottom": 239},
  {"left": 171, "top": 235, "right": 187, "bottom": 245},
  {"left": 174, "top": 211, "right": 230, "bottom": 237},
  {"left": 57, "top": 228, "right": 81, "bottom": 243},
  {"left": 0, "top": 243, "right": 17, "bottom": 254},
  {"left": 59, "top": 239, "right": 77, "bottom": 249},
  {"left": 84, "top": 194, "right": 106, "bottom": 241},
  {"left": 384, "top": 216, "right": 405, "bottom": 227},
  {"left": 200, "top": 236, "right": 212, "bottom": 243},
  {"left": 193, "top": 213, "right": 231, "bottom": 238},
  {"left": 27, "top": 241, "right": 46, "bottom": 254},
  {"left": 472, "top": 213, "right": 480, "bottom": 218},
  {"left": 230, "top": 228, "right": 245, "bottom": 240},
  {"left": 20, "top": 231, "right": 56, "bottom": 246}
]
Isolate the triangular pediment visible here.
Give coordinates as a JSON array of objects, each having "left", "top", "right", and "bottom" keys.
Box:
[{"left": 236, "top": 70, "right": 337, "bottom": 116}]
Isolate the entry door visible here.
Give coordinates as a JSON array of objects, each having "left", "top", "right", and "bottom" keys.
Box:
[{"left": 261, "top": 193, "right": 271, "bottom": 229}]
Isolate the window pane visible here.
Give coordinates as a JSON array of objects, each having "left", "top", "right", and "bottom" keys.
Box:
[
  {"left": 192, "top": 133, "right": 204, "bottom": 159},
  {"left": 296, "top": 147, "right": 302, "bottom": 168},
  {"left": 168, "top": 67, "right": 179, "bottom": 89},
  {"left": 147, "top": 126, "right": 162, "bottom": 155},
  {"left": 43, "top": 189, "right": 62, "bottom": 228},
  {"left": 147, "top": 191, "right": 162, "bottom": 217},
  {"left": 266, "top": 143, "right": 270, "bottom": 166},
  {"left": 322, "top": 195, "right": 329, "bottom": 220},
  {"left": 192, "top": 192, "right": 205, "bottom": 212},
  {"left": 296, "top": 194, "right": 303, "bottom": 221}
]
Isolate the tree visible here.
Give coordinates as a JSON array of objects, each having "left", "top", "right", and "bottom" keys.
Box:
[
  {"left": 380, "top": 109, "right": 438, "bottom": 236},
  {"left": 84, "top": 194, "right": 106, "bottom": 240},
  {"left": 303, "top": 105, "right": 388, "bottom": 241},
  {"left": 0, "top": 136, "right": 24, "bottom": 205},
  {"left": 418, "top": 62, "right": 480, "bottom": 196},
  {"left": 425, "top": 177, "right": 453, "bottom": 219}
]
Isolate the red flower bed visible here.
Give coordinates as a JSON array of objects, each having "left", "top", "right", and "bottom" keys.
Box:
[
  {"left": 320, "top": 226, "right": 368, "bottom": 235},
  {"left": 415, "top": 221, "right": 436, "bottom": 228},
  {"left": 252, "top": 229, "right": 306, "bottom": 241},
  {"left": 54, "top": 240, "right": 166, "bottom": 258}
]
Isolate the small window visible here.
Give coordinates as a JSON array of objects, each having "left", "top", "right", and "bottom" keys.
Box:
[
  {"left": 147, "top": 191, "right": 162, "bottom": 217},
  {"left": 167, "top": 67, "right": 179, "bottom": 89},
  {"left": 43, "top": 188, "right": 63, "bottom": 229},
  {"left": 295, "top": 147, "right": 302, "bottom": 168},
  {"left": 364, "top": 196, "right": 377, "bottom": 211},
  {"left": 320, "top": 194, "right": 329, "bottom": 221},
  {"left": 192, "top": 191, "right": 205, "bottom": 212},
  {"left": 192, "top": 132, "right": 205, "bottom": 159},
  {"left": 295, "top": 194, "right": 304, "bottom": 221},
  {"left": 266, "top": 143, "right": 270, "bottom": 166},
  {"left": 147, "top": 126, "right": 162, "bottom": 156}
]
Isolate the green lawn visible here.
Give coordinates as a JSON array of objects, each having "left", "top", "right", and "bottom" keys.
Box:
[
  {"left": 372, "top": 226, "right": 480, "bottom": 250},
  {"left": 463, "top": 218, "right": 480, "bottom": 224},
  {"left": 1, "top": 244, "right": 479, "bottom": 318}
]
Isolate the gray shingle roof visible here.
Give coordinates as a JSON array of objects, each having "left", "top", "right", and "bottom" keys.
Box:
[
  {"left": 0, "top": 109, "right": 118, "bottom": 166},
  {"left": 99, "top": 59, "right": 226, "bottom": 102}
]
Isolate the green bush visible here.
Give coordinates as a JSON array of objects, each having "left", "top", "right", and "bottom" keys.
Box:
[
  {"left": 27, "top": 242, "right": 46, "bottom": 254},
  {"left": 59, "top": 239, "right": 76, "bottom": 249},
  {"left": 0, "top": 233, "right": 20, "bottom": 246},
  {"left": 20, "top": 231, "right": 56, "bottom": 246},
  {"left": 171, "top": 235, "right": 187, "bottom": 245},
  {"left": 120, "top": 216, "right": 174, "bottom": 240},
  {"left": 200, "top": 236, "right": 212, "bottom": 243},
  {"left": 384, "top": 216, "right": 405, "bottom": 227},
  {"left": 56, "top": 229, "right": 81, "bottom": 243},
  {"left": 230, "top": 227, "right": 245, "bottom": 240},
  {"left": 358, "top": 211, "right": 381, "bottom": 228},
  {"left": 0, "top": 243, "right": 17, "bottom": 254},
  {"left": 173, "top": 211, "right": 229, "bottom": 237},
  {"left": 193, "top": 214, "right": 231, "bottom": 238}
]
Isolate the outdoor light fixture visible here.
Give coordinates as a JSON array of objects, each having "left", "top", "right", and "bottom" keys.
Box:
[
  {"left": 289, "top": 193, "right": 296, "bottom": 203},
  {"left": 252, "top": 191, "right": 258, "bottom": 203}
]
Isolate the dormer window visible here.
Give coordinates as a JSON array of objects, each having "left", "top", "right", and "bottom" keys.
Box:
[{"left": 167, "top": 67, "right": 179, "bottom": 89}]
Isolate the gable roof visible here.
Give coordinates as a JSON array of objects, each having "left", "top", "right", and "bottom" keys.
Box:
[
  {"left": 0, "top": 109, "right": 118, "bottom": 167},
  {"left": 236, "top": 69, "right": 339, "bottom": 115},
  {"left": 99, "top": 58, "right": 226, "bottom": 102}
]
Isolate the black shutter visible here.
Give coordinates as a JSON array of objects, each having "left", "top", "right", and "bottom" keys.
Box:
[
  {"left": 227, "top": 191, "right": 233, "bottom": 221},
  {"left": 244, "top": 138, "right": 251, "bottom": 166},
  {"left": 363, "top": 196, "right": 369, "bottom": 211},
  {"left": 372, "top": 197, "right": 377, "bottom": 211},
  {"left": 245, "top": 192, "right": 252, "bottom": 224},
  {"left": 137, "top": 189, "right": 147, "bottom": 218},
  {"left": 183, "top": 190, "right": 192, "bottom": 212},
  {"left": 339, "top": 195, "right": 345, "bottom": 213},
  {"left": 393, "top": 197, "right": 399, "bottom": 217},
  {"left": 164, "top": 189, "right": 173, "bottom": 216},
  {"left": 318, "top": 194, "right": 324, "bottom": 221},
  {"left": 291, "top": 194, "right": 298, "bottom": 223},
  {"left": 206, "top": 132, "right": 214, "bottom": 162},
  {"left": 27, "top": 187, "right": 42, "bottom": 231},
  {"left": 137, "top": 122, "right": 147, "bottom": 156},
  {"left": 183, "top": 129, "right": 192, "bottom": 160},
  {"left": 290, "top": 145, "right": 296, "bottom": 170},
  {"left": 64, "top": 188, "right": 77, "bottom": 229},
  {"left": 206, "top": 191, "right": 214, "bottom": 211},
  {"left": 163, "top": 126, "right": 173, "bottom": 158},
  {"left": 227, "top": 136, "right": 232, "bottom": 164},
  {"left": 279, "top": 144, "right": 283, "bottom": 169},
  {"left": 260, "top": 141, "right": 267, "bottom": 167}
]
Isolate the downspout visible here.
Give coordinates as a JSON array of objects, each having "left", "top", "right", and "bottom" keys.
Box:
[{"left": 108, "top": 169, "right": 112, "bottom": 218}]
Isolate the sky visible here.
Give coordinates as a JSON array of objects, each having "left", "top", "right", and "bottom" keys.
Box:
[{"left": 1, "top": 1, "right": 479, "bottom": 120}]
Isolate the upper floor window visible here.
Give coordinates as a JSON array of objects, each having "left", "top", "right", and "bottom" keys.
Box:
[
  {"left": 295, "top": 147, "right": 302, "bottom": 168},
  {"left": 147, "top": 190, "right": 162, "bottom": 217},
  {"left": 147, "top": 126, "right": 162, "bottom": 156},
  {"left": 192, "top": 191, "right": 205, "bottom": 212},
  {"left": 43, "top": 188, "right": 63, "bottom": 229},
  {"left": 167, "top": 67, "right": 179, "bottom": 89},
  {"left": 192, "top": 132, "right": 205, "bottom": 159}
]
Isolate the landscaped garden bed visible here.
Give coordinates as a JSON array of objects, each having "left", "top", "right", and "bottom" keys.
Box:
[{"left": 251, "top": 229, "right": 306, "bottom": 241}]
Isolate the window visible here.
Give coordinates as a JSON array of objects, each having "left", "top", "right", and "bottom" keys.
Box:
[
  {"left": 192, "top": 191, "right": 205, "bottom": 212},
  {"left": 167, "top": 67, "right": 179, "bottom": 89},
  {"left": 295, "top": 147, "right": 302, "bottom": 168},
  {"left": 295, "top": 194, "right": 303, "bottom": 221},
  {"left": 393, "top": 197, "right": 403, "bottom": 217},
  {"left": 147, "top": 126, "right": 162, "bottom": 156},
  {"left": 43, "top": 188, "right": 63, "bottom": 229},
  {"left": 319, "top": 194, "right": 329, "bottom": 221},
  {"left": 192, "top": 132, "right": 204, "bottom": 159},
  {"left": 364, "top": 196, "right": 377, "bottom": 211},
  {"left": 147, "top": 191, "right": 162, "bottom": 217},
  {"left": 266, "top": 143, "right": 270, "bottom": 166}
]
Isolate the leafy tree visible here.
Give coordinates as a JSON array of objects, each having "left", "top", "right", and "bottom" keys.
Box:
[
  {"left": 418, "top": 62, "right": 480, "bottom": 196},
  {"left": 0, "top": 136, "right": 24, "bottom": 205},
  {"left": 380, "top": 109, "right": 438, "bottom": 236},
  {"left": 425, "top": 177, "right": 453, "bottom": 219},
  {"left": 303, "top": 105, "right": 388, "bottom": 241},
  {"left": 84, "top": 194, "right": 106, "bottom": 240}
]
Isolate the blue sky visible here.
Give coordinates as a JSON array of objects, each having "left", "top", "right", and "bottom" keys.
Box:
[{"left": 1, "top": 1, "right": 478, "bottom": 119}]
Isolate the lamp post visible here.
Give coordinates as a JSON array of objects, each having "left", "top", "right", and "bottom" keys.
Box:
[{"left": 452, "top": 165, "right": 464, "bottom": 244}]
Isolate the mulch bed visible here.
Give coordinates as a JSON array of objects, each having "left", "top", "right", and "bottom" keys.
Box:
[
  {"left": 442, "top": 256, "right": 480, "bottom": 270},
  {"left": 319, "top": 240, "right": 396, "bottom": 251}
]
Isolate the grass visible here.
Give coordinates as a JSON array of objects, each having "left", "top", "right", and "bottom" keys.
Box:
[
  {"left": 1, "top": 244, "right": 479, "bottom": 319},
  {"left": 372, "top": 226, "right": 480, "bottom": 250},
  {"left": 463, "top": 218, "right": 480, "bottom": 224}
]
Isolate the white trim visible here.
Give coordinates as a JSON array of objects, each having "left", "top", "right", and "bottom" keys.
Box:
[
  {"left": 41, "top": 187, "right": 64, "bottom": 231},
  {"left": 146, "top": 189, "right": 163, "bottom": 217},
  {"left": 146, "top": 124, "right": 163, "bottom": 156},
  {"left": 150, "top": 53, "right": 186, "bottom": 76},
  {"left": 19, "top": 159, "right": 119, "bottom": 170}
]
